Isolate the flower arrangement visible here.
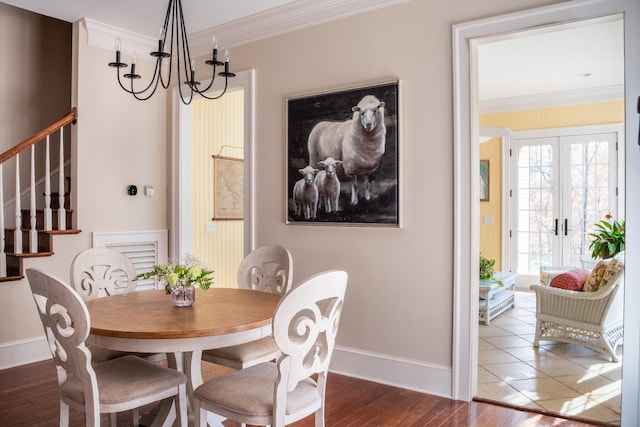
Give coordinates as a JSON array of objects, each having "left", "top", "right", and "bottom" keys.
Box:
[
  {"left": 588, "top": 214, "right": 625, "bottom": 259},
  {"left": 480, "top": 253, "right": 503, "bottom": 286},
  {"left": 135, "top": 254, "right": 214, "bottom": 295}
]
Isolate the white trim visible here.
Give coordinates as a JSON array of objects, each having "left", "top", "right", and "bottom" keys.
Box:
[
  {"left": 84, "top": 0, "right": 410, "bottom": 56},
  {"left": 453, "top": 4, "right": 639, "bottom": 423},
  {"left": 330, "top": 346, "right": 452, "bottom": 398},
  {"left": 479, "top": 84, "right": 624, "bottom": 113},
  {"left": 84, "top": 18, "right": 156, "bottom": 59},
  {"left": 0, "top": 337, "right": 50, "bottom": 370}
]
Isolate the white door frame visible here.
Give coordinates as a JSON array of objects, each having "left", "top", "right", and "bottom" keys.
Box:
[
  {"left": 170, "top": 69, "right": 256, "bottom": 259},
  {"left": 452, "top": 1, "right": 640, "bottom": 425}
]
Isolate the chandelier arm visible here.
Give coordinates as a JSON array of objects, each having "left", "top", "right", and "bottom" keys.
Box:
[
  {"left": 196, "top": 77, "right": 229, "bottom": 100},
  {"left": 129, "top": 66, "right": 165, "bottom": 101},
  {"left": 191, "top": 64, "right": 219, "bottom": 93}
]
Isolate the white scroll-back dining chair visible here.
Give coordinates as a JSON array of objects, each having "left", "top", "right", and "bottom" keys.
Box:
[
  {"left": 201, "top": 245, "right": 294, "bottom": 369},
  {"left": 194, "top": 270, "right": 348, "bottom": 427},
  {"left": 70, "top": 247, "right": 162, "bottom": 363},
  {"left": 26, "top": 267, "right": 188, "bottom": 427}
]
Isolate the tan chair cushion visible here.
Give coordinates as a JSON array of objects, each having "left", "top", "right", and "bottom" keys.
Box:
[
  {"left": 202, "top": 337, "right": 279, "bottom": 369},
  {"left": 62, "top": 355, "right": 186, "bottom": 405},
  {"left": 194, "top": 362, "right": 320, "bottom": 418}
]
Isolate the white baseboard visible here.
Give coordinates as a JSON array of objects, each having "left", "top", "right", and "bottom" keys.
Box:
[
  {"left": 0, "top": 337, "right": 51, "bottom": 370},
  {"left": 330, "top": 345, "right": 452, "bottom": 398},
  {"left": 2, "top": 339, "right": 453, "bottom": 400}
]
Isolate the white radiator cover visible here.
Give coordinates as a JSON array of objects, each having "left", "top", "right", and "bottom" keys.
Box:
[{"left": 92, "top": 229, "right": 168, "bottom": 291}]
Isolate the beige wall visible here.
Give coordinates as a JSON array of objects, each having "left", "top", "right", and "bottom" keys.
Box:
[
  {"left": 0, "top": 0, "right": 573, "bottom": 386},
  {"left": 0, "top": 17, "right": 169, "bottom": 348},
  {"left": 210, "top": 0, "right": 565, "bottom": 366},
  {"left": 0, "top": 4, "right": 72, "bottom": 344}
]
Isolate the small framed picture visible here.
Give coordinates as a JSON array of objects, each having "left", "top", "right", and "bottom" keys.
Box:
[
  {"left": 285, "top": 80, "right": 400, "bottom": 226},
  {"left": 480, "top": 160, "right": 489, "bottom": 202}
]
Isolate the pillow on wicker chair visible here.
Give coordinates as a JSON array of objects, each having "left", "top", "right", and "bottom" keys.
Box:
[
  {"left": 550, "top": 269, "right": 590, "bottom": 291},
  {"left": 584, "top": 260, "right": 609, "bottom": 292}
]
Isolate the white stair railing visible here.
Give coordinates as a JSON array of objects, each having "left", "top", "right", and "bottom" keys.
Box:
[{"left": 0, "top": 108, "right": 77, "bottom": 275}]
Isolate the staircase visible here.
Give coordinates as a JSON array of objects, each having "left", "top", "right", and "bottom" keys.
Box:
[{"left": 0, "top": 108, "right": 80, "bottom": 282}]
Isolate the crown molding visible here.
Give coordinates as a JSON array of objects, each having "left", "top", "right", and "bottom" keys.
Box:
[
  {"left": 84, "top": 18, "right": 156, "bottom": 59},
  {"left": 85, "top": 0, "right": 409, "bottom": 57},
  {"left": 479, "top": 85, "right": 624, "bottom": 114}
]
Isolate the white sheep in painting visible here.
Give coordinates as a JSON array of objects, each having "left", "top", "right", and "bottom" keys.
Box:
[
  {"left": 307, "top": 95, "right": 386, "bottom": 205},
  {"left": 292, "top": 165, "right": 319, "bottom": 220},
  {"left": 314, "top": 157, "right": 343, "bottom": 213}
]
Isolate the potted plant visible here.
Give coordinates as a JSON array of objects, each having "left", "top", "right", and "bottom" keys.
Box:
[
  {"left": 135, "top": 254, "right": 214, "bottom": 307},
  {"left": 588, "top": 215, "right": 625, "bottom": 259},
  {"left": 479, "top": 254, "right": 502, "bottom": 286}
]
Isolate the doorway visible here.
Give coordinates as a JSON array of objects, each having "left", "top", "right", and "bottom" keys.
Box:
[
  {"left": 476, "top": 17, "right": 625, "bottom": 419},
  {"left": 452, "top": 1, "right": 640, "bottom": 425},
  {"left": 171, "top": 69, "right": 256, "bottom": 280}
]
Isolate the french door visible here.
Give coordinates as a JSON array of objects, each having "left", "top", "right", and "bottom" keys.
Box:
[{"left": 510, "top": 126, "right": 623, "bottom": 284}]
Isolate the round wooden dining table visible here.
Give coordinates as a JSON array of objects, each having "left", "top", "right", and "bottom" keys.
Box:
[{"left": 85, "top": 287, "right": 281, "bottom": 426}]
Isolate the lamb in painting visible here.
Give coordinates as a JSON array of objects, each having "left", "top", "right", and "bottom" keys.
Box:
[
  {"left": 292, "top": 165, "right": 319, "bottom": 220},
  {"left": 307, "top": 94, "right": 386, "bottom": 205},
  {"left": 314, "top": 157, "right": 343, "bottom": 213}
]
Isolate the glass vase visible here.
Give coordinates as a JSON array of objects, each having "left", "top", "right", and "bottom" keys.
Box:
[{"left": 172, "top": 286, "right": 195, "bottom": 307}]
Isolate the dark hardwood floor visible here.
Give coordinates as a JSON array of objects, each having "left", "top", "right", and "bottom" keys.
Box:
[{"left": 0, "top": 359, "right": 604, "bottom": 426}]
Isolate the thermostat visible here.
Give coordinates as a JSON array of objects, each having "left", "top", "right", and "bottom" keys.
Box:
[{"left": 127, "top": 185, "right": 138, "bottom": 196}]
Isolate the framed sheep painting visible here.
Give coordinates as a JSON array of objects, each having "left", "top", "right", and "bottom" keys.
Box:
[{"left": 285, "top": 80, "right": 401, "bottom": 226}]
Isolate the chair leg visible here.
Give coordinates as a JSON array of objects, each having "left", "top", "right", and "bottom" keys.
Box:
[
  {"left": 177, "top": 384, "right": 188, "bottom": 427},
  {"left": 59, "top": 400, "right": 69, "bottom": 427}
]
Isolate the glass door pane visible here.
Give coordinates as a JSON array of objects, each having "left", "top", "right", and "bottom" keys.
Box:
[
  {"left": 563, "top": 133, "right": 618, "bottom": 268},
  {"left": 514, "top": 138, "right": 558, "bottom": 280}
]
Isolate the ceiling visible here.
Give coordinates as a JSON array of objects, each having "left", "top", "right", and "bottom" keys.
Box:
[
  {"left": 1, "top": 1, "right": 626, "bottom": 106},
  {"left": 478, "top": 15, "right": 624, "bottom": 107},
  {"left": 0, "top": 0, "right": 299, "bottom": 37}
]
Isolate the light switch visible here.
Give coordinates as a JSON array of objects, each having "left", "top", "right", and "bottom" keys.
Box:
[
  {"left": 205, "top": 221, "right": 215, "bottom": 232},
  {"left": 144, "top": 185, "right": 154, "bottom": 196},
  {"left": 483, "top": 216, "right": 494, "bottom": 224}
]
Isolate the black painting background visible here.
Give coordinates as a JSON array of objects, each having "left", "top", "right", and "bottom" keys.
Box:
[{"left": 286, "top": 81, "right": 399, "bottom": 225}]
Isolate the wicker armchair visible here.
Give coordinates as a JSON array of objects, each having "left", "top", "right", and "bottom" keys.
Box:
[{"left": 530, "top": 267, "right": 624, "bottom": 362}]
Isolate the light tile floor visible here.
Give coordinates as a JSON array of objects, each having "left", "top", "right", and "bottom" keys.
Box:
[{"left": 477, "top": 290, "right": 622, "bottom": 425}]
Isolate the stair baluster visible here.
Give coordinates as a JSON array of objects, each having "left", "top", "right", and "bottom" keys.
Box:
[
  {"left": 0, "top": 164, "right": 5, "bottom": 276},
  {"left": 14, "top": 154, "right": 22, "bottom": 255},
  {"left": 43, "top": 135, "right": 52, "bottom": 231},
  {"left": 29, "top": 145, "right": 37, "bottom": 252},
  {"left": 57, "top": 126, "right": 66, "bottom": 230}
]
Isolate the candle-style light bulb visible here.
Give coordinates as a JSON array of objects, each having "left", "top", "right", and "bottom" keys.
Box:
[
  {"left": 159, "top": 28, "right": 165, "bottom": 40},
  {"left": 212, "top": 35, "right": 218, "bottom": 49},
  {"left": 225, "top": 50, "right": 230, "bottom": 63},
  {"left": 112, "top": 37, "right": 123, "bottom": 65},
  {"left": 190, "top": 60, "right": 196, "bottom": 83},
  {"left": 132, "top": 51, "right": 137, "bottom": 65}
]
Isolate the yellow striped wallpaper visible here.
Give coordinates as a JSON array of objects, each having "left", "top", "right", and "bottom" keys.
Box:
[
  {"left": 479, "top": 100, "right": 624, "bottom": 269},
  {"left": 191, "top": 89, "right": 245, "bottom": 289}
]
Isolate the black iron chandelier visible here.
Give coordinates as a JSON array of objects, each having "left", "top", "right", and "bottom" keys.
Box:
[{"left": 108, "top": 0, "right": 235, "bottom": 105}]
